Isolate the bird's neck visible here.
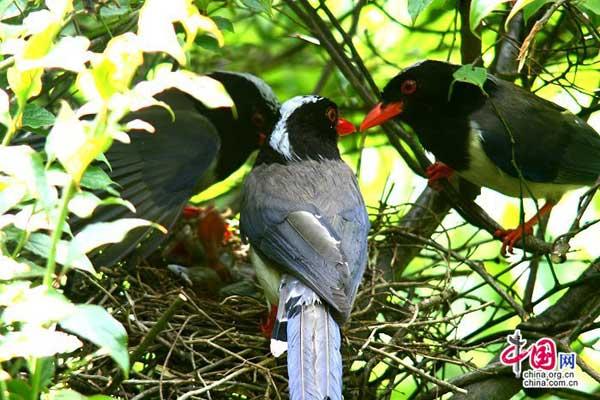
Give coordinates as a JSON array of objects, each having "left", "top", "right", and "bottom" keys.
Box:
[
  {"left": 206, "top": 107, "right": 258, "bottom": 179},
  {"left": 255, "top": 137, "right": 341, "bottom": 166},
  {"left": 408, "top": 112, "right": 472, "bottom": 171}
]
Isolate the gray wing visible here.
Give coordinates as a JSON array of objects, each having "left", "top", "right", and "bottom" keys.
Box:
[
  {"left": 241, "top": 169, "right": 369, "bottom": 322},
  {"left": 242, "top": 206, "right": 352, "bottom": 320}
]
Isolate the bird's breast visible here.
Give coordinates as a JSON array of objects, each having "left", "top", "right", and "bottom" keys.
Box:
[{"left": 461, "top": 129, "right": 577, "bottom": 200}]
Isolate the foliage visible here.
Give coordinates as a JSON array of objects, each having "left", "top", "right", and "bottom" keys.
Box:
[
  {"left": 0, "top": 0, "right": 598, "bottom": 399},
  {"left": 0, "top": 0, "right": 229, "bottom": 398}
]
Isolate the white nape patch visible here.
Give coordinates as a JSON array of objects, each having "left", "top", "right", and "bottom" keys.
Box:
[
  {"left": 460, "top": 121, "right": 577, "bottom": 199},
  {"left": 219, "top": 71, "right": 280, "bottom": 111},
  {"left": 270, "top": 339, "right": 288, "bottom": 357},
  {"left": 269, "top": 95, "right": 322, "bottom": 159}
]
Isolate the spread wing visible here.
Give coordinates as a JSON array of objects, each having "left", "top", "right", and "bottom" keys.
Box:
[
  {"left": 473, "top": 78, "right": 600, "bottom": 185},
  {"left": 75, "top": 99, "right": 221, "bottom": 266}
]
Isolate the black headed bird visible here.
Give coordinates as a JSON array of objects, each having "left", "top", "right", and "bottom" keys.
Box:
[
  {"left": 240, "top": 95, "right": 369, "bottom": 400},
  {"left": 80, "top": 71, "right": 280, "bottom": 266},
  {"left": 360, "top": 60, "right": 600, "bottom": 255}
]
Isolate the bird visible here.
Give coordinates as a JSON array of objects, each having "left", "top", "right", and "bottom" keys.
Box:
[
  {"left": 21, "top": 72, "right": 280, "bottom": 266},
  {"left": 360, "top": 60, "right": 600, "bottom": 255},
  {"left": 240, "top": 95, "right": 369, "bottom": 399}
]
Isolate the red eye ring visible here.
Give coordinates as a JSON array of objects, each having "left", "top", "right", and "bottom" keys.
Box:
[
  {"left": 401, "top": 80, "right": 417, "bottom": 95},
  {"left": 326, "top": 106, "right": 337, "bottom": 122}
]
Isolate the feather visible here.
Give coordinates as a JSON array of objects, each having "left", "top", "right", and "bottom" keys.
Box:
[{"left": 285, "top": 277, "right": 342, "bottom": 400}]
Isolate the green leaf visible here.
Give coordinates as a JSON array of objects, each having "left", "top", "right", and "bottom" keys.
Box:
[
  {"left": 212, "top": 16, "right": 234, "bottom": 32},
  {"left": 470, "top": 0, "right": 507, "bottom": 33},
  {"left": 522, "top": 0, "right": 552, "bottom": 22},
  {"left": 99, "top": 2, "right": 132, "bottom": 18},
  {"left": 68, "top": 219, "right": 164, "bottom": 262},
  {"left": 5, "top": 378, "right": 32, "bottom": 400},
  {"left": 580, "top": 0, "right": 600, "bottom": 15},
  {"left": 0, "top": 0, "right": 28, "bottom": 21},
  {"left": 241, "top": 0, "right": 272, "bottom": 16},
  {"left": 80, "top": 166, "right": 119, "bottom": 196},
  {"left": 136, "top": 70, "right": 234, "bottom": 110},
  {"left": 195, "top": 35, "right": 221, "bottom": 52},
  {"left": 0, "top": 146, "right": 56, "bottom": 210},
  {"left": 408, "top": 0, "right": 435, "bottom": 23},
  {"left": 451, "top": 64, "right": 489, "bottom": 97},
  {"left": 46, "top": 102, "right": 110, "bottom": 183},
  {"left": 0, "top": 255, "right": 45, "bottom": 280},
  {"left": 59, "top": 305, "right": 129, "bottom": 376},
  {"left": 506, "top": 0, "right": 542, "bottom": 26},
  {"left": 48, "top": 389, "right": 114, "bottom": 400},
  {"left": 0, "top": 89, "right": 10, "bottom": 128},
  {"left": 22, "top": 104, "right": 55, "bottom": 128},
  {"left": 1, "top": 286, "right": 74, "bottom": 325},
  {"left": 68, "top": 191, "right": 134, "bottom": 219},
  {"left": 0, "top": 180, "right": 27, "bottom": 214},
  {"left": 0, "top": 328, "right": 82, "bottom": 361},
  {"left": 25, "top": 233, "right": 95, "bottom": 273},
  {"left": 32, "top": 357, "right": 55, "bottom": 391}
]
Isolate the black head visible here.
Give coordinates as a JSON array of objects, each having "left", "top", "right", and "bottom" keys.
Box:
[
  {"left": 204, "top": 72, "right": 280, "bottom": 177},
  {"left": 360, "top": 60, "right": 486, "bottom": 131},
  {"left": 381, "top": 60, "right": 457, "bottom": 117},
  {"left": 209, "top": 71, "right": 280, "bottom": 139},
  {"left": 259, "top": 95, "right": 355, "bottom": 164}
]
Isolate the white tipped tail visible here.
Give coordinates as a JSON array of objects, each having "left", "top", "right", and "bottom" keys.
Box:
[{"left": 285, "top": 280, "right": 342, "bottom": 400}]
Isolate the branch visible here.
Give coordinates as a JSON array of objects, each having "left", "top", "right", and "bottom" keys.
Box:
[
  {"left": 284, "top": 0, "right": 554, "bottom": 274},
  {"left": 416, "top": 258, "right": 600, "bottom": 400}
]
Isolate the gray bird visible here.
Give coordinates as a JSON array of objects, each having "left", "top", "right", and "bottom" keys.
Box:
[{"left": 240, "top": 95, "right": 369, "bottom": 400}]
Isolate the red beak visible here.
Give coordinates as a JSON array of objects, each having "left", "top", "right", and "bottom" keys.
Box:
[
  {"left": 336, "top": 118, "right": 356, "bottom": 136},
  {"left": 359, "top": 101, "right": 403, "bottom": 132}
]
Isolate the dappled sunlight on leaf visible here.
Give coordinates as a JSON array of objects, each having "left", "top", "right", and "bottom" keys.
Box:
[
  {"left": 24, "top": 233, "right": 95, "bottom": 274},
  {"left": 68, "top": 218, "right": 165, "bottom": 261},
  {"left": 138, "top": 0, "right": 223, "bottom": 64},
  {"left": 0, "top": 255, "right": 45, "bottom": 280},
  {"left": 133, "top": 69, "right": 234, "bottom": 110},
  {"left": 46, "top": 102, "right": 110, "bottom": 183},
  {"left": 1, "top": 286, "right": 74, "bottom": 325},
  {"left": 0, "top": 328, "right": 82, "bottom": 361},
  {"left": 0, "top": 145, "right": 56, "bottom": 209}
]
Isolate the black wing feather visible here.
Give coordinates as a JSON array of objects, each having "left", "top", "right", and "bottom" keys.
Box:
[
  {"left": 474, "top": 77, "right": 600, "bottom": 185},
  {"left": 72, "top": 100, "right": 221, "bottom": 266}
]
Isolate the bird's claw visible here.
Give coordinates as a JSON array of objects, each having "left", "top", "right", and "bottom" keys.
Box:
[
  {"left": 426, "top": 162, "right": 454, "bottom": 191},
  {"left": 495, "top": 226, "right": 533, "bottom": 256}
]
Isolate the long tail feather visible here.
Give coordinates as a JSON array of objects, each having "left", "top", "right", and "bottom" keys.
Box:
[{"left": 284, "top": 277, "right": 342, "bottom": 400}]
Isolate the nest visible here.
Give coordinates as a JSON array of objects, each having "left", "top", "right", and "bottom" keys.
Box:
[{"left": 62, "top": 211, "right": 482, "bottom": 400}]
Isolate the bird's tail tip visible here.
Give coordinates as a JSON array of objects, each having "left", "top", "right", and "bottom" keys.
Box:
[{"left": 270, "top": 339, "right": 288, "bottom": 357}]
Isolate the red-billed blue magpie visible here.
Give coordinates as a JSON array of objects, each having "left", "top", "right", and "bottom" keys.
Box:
[
  {"left": 360, "top": 60, "right": 599, "bottom": 255},
  {"left": 20, "top": 72, "right": 280, "bottom": 266},
  {"left": 241, "top": 95, "right": 369, "bottom": 399}
]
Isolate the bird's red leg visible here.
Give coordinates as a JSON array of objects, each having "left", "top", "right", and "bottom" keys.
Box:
[
  {"left": 260, "top": 305, "right": 278, "bottom": 338},
  {"left": 494, "top": 202, "right": 554, "bottom": 256},
  {"left": 426, "top": 162, "right": 454, "bottom": 190}
]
